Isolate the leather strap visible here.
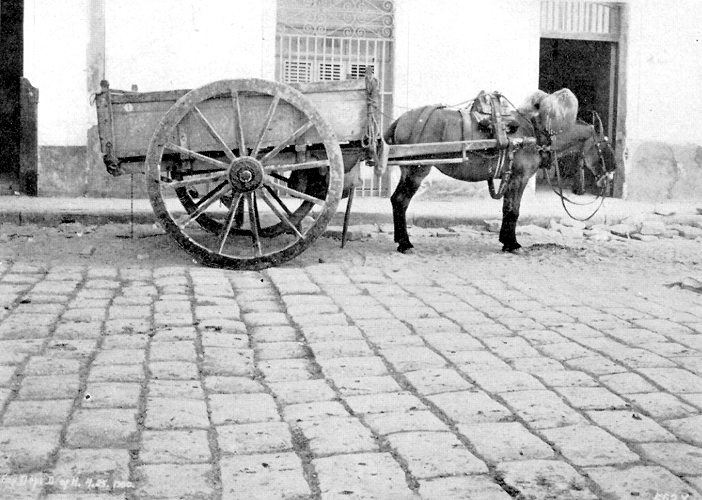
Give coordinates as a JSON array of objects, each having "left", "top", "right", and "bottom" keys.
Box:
[
  {"left": 410, "top": 106, "right": 440, "bottom": 143},
  {"left": 490, "top": 94, "right": 509, "bottom": 148}
]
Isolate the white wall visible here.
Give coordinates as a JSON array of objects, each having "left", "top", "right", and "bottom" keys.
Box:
[
  {"left": 393, "top": 0, "right": 540, "bottom": 192},
  {"left": 24, "top": 0, "right": 90, "bottom": 146},
  {"left": 24, "top": 0, "right": 540, "bottom": 148},
  {"left": 104, "top": 0, "right": 276, "bottom": 92},
  {"left": 626, "top": 0, "right": 702, "bottom": 145},
  {"left": 394, "top": 0, "right": 540, "bottom": 115}
]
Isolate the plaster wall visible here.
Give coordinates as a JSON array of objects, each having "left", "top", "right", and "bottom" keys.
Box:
[
  {"left": 394, "top": 0, "right": 540, "bottom": 112},
  {"left": 103, "top": 0, "right": 277, "bottom": 93},
  {"left": 24, "top": 0, "right": 702, "bottom": 200},
  {"left": 623, "top": 0, "right": 702, "bottom": 201},
  {"left": 393, "top": 0, "right": 540, "bottom": 199}
]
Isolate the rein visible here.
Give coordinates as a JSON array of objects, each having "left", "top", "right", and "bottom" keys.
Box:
[
  {"left": 544, "top": 149, "right": 607, "bottom": 222},
  {"left": 543, "top": 116, "right": 613, "bottom": 222}
]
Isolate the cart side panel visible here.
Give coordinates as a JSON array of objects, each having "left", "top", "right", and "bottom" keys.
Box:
[
  {"left": 299, "top": 86, "right": 367, "bottom": 144},
  {"left": 111, "top": 100, "right": 177, "bottom": 158},
  {"left": 102, "top": 80, "right": 368, "bottom": 162}
]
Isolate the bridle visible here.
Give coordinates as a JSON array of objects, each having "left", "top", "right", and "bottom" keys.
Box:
[
  {"left": 541, "top": 111, "right": 615, "bottom": 222},
  {"left": 588, "top": 111, "right": 616, "bottom": 188}
]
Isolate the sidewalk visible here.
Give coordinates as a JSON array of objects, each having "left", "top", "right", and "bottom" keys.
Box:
[{"left": 0, "top": 189, "right": 700, "bottom": 229}]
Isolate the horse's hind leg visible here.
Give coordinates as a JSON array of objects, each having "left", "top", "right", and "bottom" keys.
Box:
[{"left": 390, "top": 165, "right": 431, "bottom": 253}]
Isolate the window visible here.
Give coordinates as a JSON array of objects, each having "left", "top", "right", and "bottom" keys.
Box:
[
  {"left": 275, "top": 0, "right": 395, "bottom": 196},
  {"left": 283, "top": 61, "right": 312, "bottom": 83}
]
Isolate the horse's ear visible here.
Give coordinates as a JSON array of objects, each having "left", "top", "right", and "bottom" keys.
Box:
[
  {"left": 538, "top": 88, "right": 578, "bottom": 133},
  {"left": 592, "top": 111, "right": 605, "bottom": 137}
]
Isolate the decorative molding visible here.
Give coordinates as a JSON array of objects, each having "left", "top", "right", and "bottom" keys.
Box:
[{"left": 278, "top": 0, "right": 394, "bottom": 39}]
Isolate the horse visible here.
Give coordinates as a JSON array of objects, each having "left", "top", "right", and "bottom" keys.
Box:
[
  {"left": 378, "top": 89, "right": 616, "bottom": 254},
  {"left": 548, "top": 115, "right": 616, "bottom": 196}
]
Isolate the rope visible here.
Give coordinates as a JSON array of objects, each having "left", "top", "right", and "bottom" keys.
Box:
[
  {"left": 544, "top": 150, "right": 606, "bottom": 222},
  {"left": 362, "top": 76, "right": 381, "bottom": 150}
]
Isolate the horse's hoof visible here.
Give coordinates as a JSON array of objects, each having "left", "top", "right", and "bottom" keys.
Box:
[
  {"left": 397, "top": 244, "right": 414, "bottom": 254},
  {"left": 502, "top": 245, "right": 523, "bottom": 254}
]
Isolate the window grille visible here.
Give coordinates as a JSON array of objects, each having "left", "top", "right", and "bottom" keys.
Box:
[
  {"left": 276, "top": 0, "right": 395, "bottom": 196},
  {"left": 319, "top": 62, "right": 342, "bottom": 81},
  {"left": 541, "top": 1, "right": 621, "bottom": 41},
  {"left": 283, "top": 61, "right": 313, "bottom": 83}
]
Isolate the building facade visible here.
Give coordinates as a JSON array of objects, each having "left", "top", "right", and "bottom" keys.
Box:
[{"left": 10, "top": 0, "right": 702, "bottom": 201}]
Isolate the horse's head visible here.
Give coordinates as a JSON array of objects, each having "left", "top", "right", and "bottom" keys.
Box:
[{"left": 581, "top": 112, "right": 617, "bottom": 189}]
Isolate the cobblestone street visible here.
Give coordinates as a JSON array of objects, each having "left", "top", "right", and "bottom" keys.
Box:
[{"left": 0, "top": 227, "right": 702, "bottom": 499}]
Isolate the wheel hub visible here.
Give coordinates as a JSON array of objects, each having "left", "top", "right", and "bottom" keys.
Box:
[{"left": 229, "top": 157, "right": 264, "bottom": 192}]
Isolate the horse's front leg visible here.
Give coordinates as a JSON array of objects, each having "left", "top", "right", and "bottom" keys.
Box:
[
  {"left": 390, "top": 165, "right": 431, "bottom": 253},
  {"left": 499, "top": 160, "right": 539, "bottom": 253}
]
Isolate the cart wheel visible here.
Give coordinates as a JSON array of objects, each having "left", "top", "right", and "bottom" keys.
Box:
[
  {"left": 145, "top": 79, "right": 343, "bottom": 270},
  {"left": 174, "top": 179, "right": 316, "bottom": 237}
]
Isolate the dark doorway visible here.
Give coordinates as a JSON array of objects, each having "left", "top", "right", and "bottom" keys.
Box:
[
  {"left": 539, "top": 38, "right": 618, "bottom": 193},
  {"left": 0, "top": 0, "right": 23, "bottom": 195}
]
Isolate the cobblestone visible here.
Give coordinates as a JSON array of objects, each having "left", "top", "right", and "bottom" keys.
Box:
[
  {"left": 217, "top": 422, "right": 293, "bottom": 455},
  {"left": 1, "top": 259, "right": 701, "bottom": 499},
  {"left": 418, "top": 475, "right": 512, "bottom": 500},
  {"left": 541, "top": 425, "right": 640, "bottom": 466},
  {"left": 140, "top": 430, "right": 211, "bottom": 463},
  {"left": 459, "top": 422, "right": 555, "bottom": 462},
  {"left": 294, "top": 416, "right": 378, "bottom": 455},
  {"left": 496, "top": 459, "right": 597, "bottom": 500},
  {"left": 388, "top": 431, "right": 487, "bottom": 478},
  {"left": 313, "top": 452, "right": 417, "bottom": 500},
  {"left": 220, "top": 453, "right": 310, "bottom": 500},
  {"left": 0, "top": 425, "right": 61, "bottom": 473},
  {"left": 65, "top": 409, "right": 139, "bottom": 448},
  {"left": 585, "top": 465, "right": 698, "bottom": 500}
]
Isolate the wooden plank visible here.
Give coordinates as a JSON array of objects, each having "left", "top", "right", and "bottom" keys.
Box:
[
  {"left": 541, "top": 31, "right": 618, "bottom": 42},
  {"left": 289, "top": 79, "right": 366, "bottom": 94},
  {"left": 387, "top": 140, "right": 499, "bottom": 159},
  {"left": 388, "top": 158, "right": 466, "bottom": 167},
  {"left": 109, "top": 89, "right": 189, "bottom": 105},
  {"left": 107, "top": 79, "right": 365, "bottom": 105}
]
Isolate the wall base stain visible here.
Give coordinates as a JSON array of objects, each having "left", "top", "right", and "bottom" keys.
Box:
[
  {"left": 628, "top": 141, "right": 702, "bottom": 202},
  {"left": 38, "top": 128, "right": 148, "bottom": 198}
]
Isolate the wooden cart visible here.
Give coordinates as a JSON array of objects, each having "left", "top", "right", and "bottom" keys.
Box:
[{"left": 95, "top": 74, "right": 529, "bottom": 270}]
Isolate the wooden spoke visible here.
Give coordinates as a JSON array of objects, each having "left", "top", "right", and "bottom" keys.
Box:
[
  {"left": 247, "top": 192, "right": 262, "bottom": 257},
  {"left": 175, "top": 182, "right": 231, "bottom": 228},
  {"left": 252, "top": 96, "right": 280, "bottom": 158},
  {"left": 264, "top": 175, "right": 325, "bottom": 205},
  {"left": 259, "top": 121, "right": 314, "bottom": 165},
  {"left": 164, "top": 143, "right": 229, "bottom": 171},
  {"left": 265, "top": 159, "right": 329, "bottom": 174},
  {"left": 191, "top": 105, "right": 237, "bottom": 162},
  {"left": 231, "top": 90, "right": 246, "bottom": 155},
  {"left": 165, "top": 170, "right": 228, "bottom": 189},
  {"left": 264, "top": 185, "right": 294, "bottom": 216},
  {"left": 145, "top": 78, "right": 344, "bottom": 270},
  {"left": 218, "top": 192, "right": 244, "bottom": 253},
  {"left": 267, "top": 172, "right": 289, "bottom": 184},
  {"left": 259, "top": 189, "right": 304, "bottom": 239}
]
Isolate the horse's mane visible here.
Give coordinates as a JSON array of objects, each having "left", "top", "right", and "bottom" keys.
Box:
[{"left": 519, "top": 88, "right": 578, "bottom": 133}]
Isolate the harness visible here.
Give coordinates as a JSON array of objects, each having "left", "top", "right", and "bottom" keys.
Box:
[
  {"left": 461, "top": 92, "right": 519, "bottom": 199},
  {"left": 541, "top": 114, "right": 615, "bottom": 221}
]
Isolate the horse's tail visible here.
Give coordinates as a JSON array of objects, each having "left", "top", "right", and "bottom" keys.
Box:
[{"left": 383, "top": 116, "right": 399, "bottom": 145}]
